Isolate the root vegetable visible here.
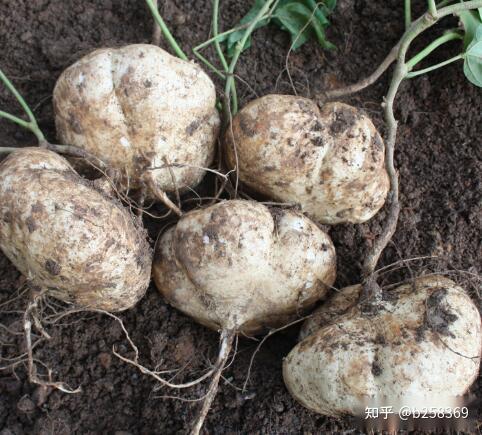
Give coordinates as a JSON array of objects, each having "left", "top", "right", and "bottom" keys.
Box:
[
  {"left": 154, "top": 199, "right": 336, "bottom": 334},
  {"left": 224, "top": 95, "right": 389, "bottom": 224},
  {"left": 0, "top": 147, "right": 152, "bottom": 312},
  {"left": 53, "top": 44, "right": 220, "bottom": 208},
  {"left": 283, "top": 275, "right": 482, "bottom": 417},
  {"left": 152, "top": 199, "right": 336, "bottom": 433}
]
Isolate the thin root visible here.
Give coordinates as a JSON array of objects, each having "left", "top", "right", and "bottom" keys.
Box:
[
  {"left": 113, "top": 347, "right": 216, "bottom": 389},
  {"left": 143, "top": 171, "right": 183, "bottom": 216},
  {"left": 162, "top": 156, "right": 182, "bottom": 213},
  {"left": 242, "top": 315, "right": 311, "bottom": 392},
  {"left": 23, "top": 295, "right": 81, "bottom": 394},
  {"left": 190, "top": 329, "right": 235, "bottom": 435}
]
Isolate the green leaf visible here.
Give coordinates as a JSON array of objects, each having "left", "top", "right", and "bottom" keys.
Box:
[
  {"left": 274, "top": 3, "right": 316, "bottom": 50},
  {"left": 222, "top": 0, "right": 336, "bottom": 57},
  {"left": 463, "top": 24, "right": 482, "bottom": 87},
  {"left": 303, "top": 0, "right": 329, "bottom": 25},
  {"left": 456, "top": 9, "right": 482, "bottom": 49},
  {"left": 273, "top": 1, "right": 335, "bottom": 51},
  {"left": 317, "top": 0, "right": 337, "bottom": 16},
  {"left": 223, "top": 0, "right": 271, "bottom": 58}
]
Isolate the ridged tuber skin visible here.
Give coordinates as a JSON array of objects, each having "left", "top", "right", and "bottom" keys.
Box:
[
  {"left": 53, "top": 44, "right": 220, "bottom": 198},
  {"left": 0, "top": 147, "right": 152, "bottom": 312},
  {"left": 225, "top": 95, "right": 389, "bottom": 224},
  {"left": 153, "top": 199, "right": 337, "bottom": 335},
  {"left": 284, "top": 275, "right": 482, "bottom": 417}
]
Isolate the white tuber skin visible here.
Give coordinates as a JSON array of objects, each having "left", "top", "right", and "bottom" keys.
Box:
[
  {"left": 152, "top": 199, "right": 336, "bottom": 433},
  {"left": 299, "top": 282, "right": 362, "bottom": 341},
  {"left": 153, "top": 199, "right": 337, "bottom": 335},
  {"left": 225, "top": 95, "right": 389, "bottom": 224},
  {"left": 0, "top": 147, "right": 152, "bottom": 312},
  {"left": 284, "top": 275, "right": 482, "bottom": 417},
  {"left": 53, "top": 44, "right": 220, "bottom": 203}
]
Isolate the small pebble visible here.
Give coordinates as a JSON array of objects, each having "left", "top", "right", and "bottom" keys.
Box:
[
  {"left": 17, "top": 395, "right": 36, "bottom": 414},
  {"left": 98, "top": 352, "right": 112, "bottom": 369}
]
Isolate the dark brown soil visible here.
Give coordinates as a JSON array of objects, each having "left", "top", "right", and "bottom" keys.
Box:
[{"left": 0, "top": 0, "right": 481, "bottom": 433}]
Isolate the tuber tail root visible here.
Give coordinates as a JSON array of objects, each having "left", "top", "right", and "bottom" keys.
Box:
[
  {"left": 143, "top": 170, "right": 183, "bottom": 216},
  {"left": 190, "top": 329, "right": 235, "bottom": 435},
  {"left": 23, "top": 293, "right": 81, "bottom": 394}
]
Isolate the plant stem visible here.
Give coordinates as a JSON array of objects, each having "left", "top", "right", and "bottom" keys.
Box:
[
  {"left": 438, "top": 0, "right": 482, "bottom": 16},
  {"left": 428, "top": 0, "right": 438, "bottom": 16},
  {"left": 322, "top": 0, "right": 482, "bottom": 102},
  {"left": 0, "top": 69, "right": 46, "bottom": 143},
  {"left": 212, "top": 0, "right": 238, "bottom": 114},
  {"left": 362, "top": 0, "right": 482, "bottom": 288},
  {"left": 405, "top": 0, "right": 412, "bottom": 29},
  {"left": 0, "top": 110, "right": 31, "bottom": 131},
  {"left": 190, "top": 329, "right": 235, "bottom": 435},
  {"left": 0, "top": 69, "right": 37, "bottom": 126},
  {"left": 436, "top": 0, "right": 455, "bottom": 7},
  {"left": 193, "top": 52, "right": 227, "bottom": 79},
  {"left": 193, "top": 23, "right": 252, "bottom": 52},
  {"left": 0, "top": 111, "right": 45, "bottom": 143},
  {"left": 212, "top": 0, "right": 228, "bottom": 73},
  {"left": 192, "top": 23, "right": 252, "bottom": 79},
  {"left": 224, "top": 0, "right": 276, "bottom": 114},
  {"left": 0, "top": 69, "right": 110, "bottom": 170},
  {"left": 144, "top": 0, "right": 188, "bottom": 61},
  {"left": 192, "top": 23, "right": 254, "bottom": 92},
  {"left": 151, "top": 0, "right": 161, "bottom": 45},
  {"left": 0, "top": 147, "right": 19, "bottom": 154},
  {"left": 406, "top": 30, "right": 462, "bottom": 70},
  {"left": 322, "top": 41, "right": 401, "bottom": 101},
  {"left": 407, "top": 53, "right": 464, "bottom": 77}
]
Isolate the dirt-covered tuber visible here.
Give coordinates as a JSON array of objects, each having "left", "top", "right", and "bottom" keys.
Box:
[
  {"left": 153, "top": 199, "right": 336, "bottom": 334},
  {"left": 53, "top": 44, "right": 220, "bottom": 202},
  {"left": 152, "top": 199, "right": 336, "bottom": 433},
  {"left": 0, "top": 147, "right": 152, "bottom": 312},
  {"left": 284, "top": 275, "right": 482, "bottom": 416},
  {"left": 225, "top": 95, "right": 389, "bottom": 224}
]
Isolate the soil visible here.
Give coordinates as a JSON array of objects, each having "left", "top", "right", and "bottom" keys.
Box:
[{"left": 0, "top": 0, "right": 481, "bottom": 433}]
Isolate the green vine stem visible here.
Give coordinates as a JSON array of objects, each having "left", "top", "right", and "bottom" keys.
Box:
[
  {"left": 361, "top": 0, "right": 482, "bottom": 295},
  {"left": 151, "top": 0, "right": 161, "bottom": 45},
  {"left": 193, "top": 3, "right": 278, "bottom": 116},
  {"left": 145, "top": 0, "right": 240, "bottom": 112},
  {"left": 406, "top": 53, "right": 465, "bottom": 77},
  {"left": 321, "top": 40, "right": 401, "bottom": 101},
  {"left": 437, "top": 0, "right": 456, "bottom": 7},
  {"left": 144, "top": 0, "right": 188, "bottom": 61},
  {"left": 405, "top": 0, "right": 412, "bottom": 29},
  {"left": 0, "top": 147, "right": 19, "bottom": 154},
  {"left": 192, "top": 23, "right": 252, "bottom": 79},
  {"left": 0, "top": 69, "right": 45, "bottom": 144},
  {"left": 406, "top": 30, "right": 463, "bottom": 69},
  {"left": 193, "top": 2, "right": 277, "bottom": 117},
  {"left": 0, "top": 110, "right": 31, "bottom": 132},
  {"left": 224, "top": 0, "right": 277, "bottom": 114},
  {"left": 322, "top": 29, "right": 462, "bottom": 101},
  {"left": 213, "top": 0, "right": 238, "bottom": 114},
  {"left": 428, "top": 0, "right": 438, "bottom": 16}
]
